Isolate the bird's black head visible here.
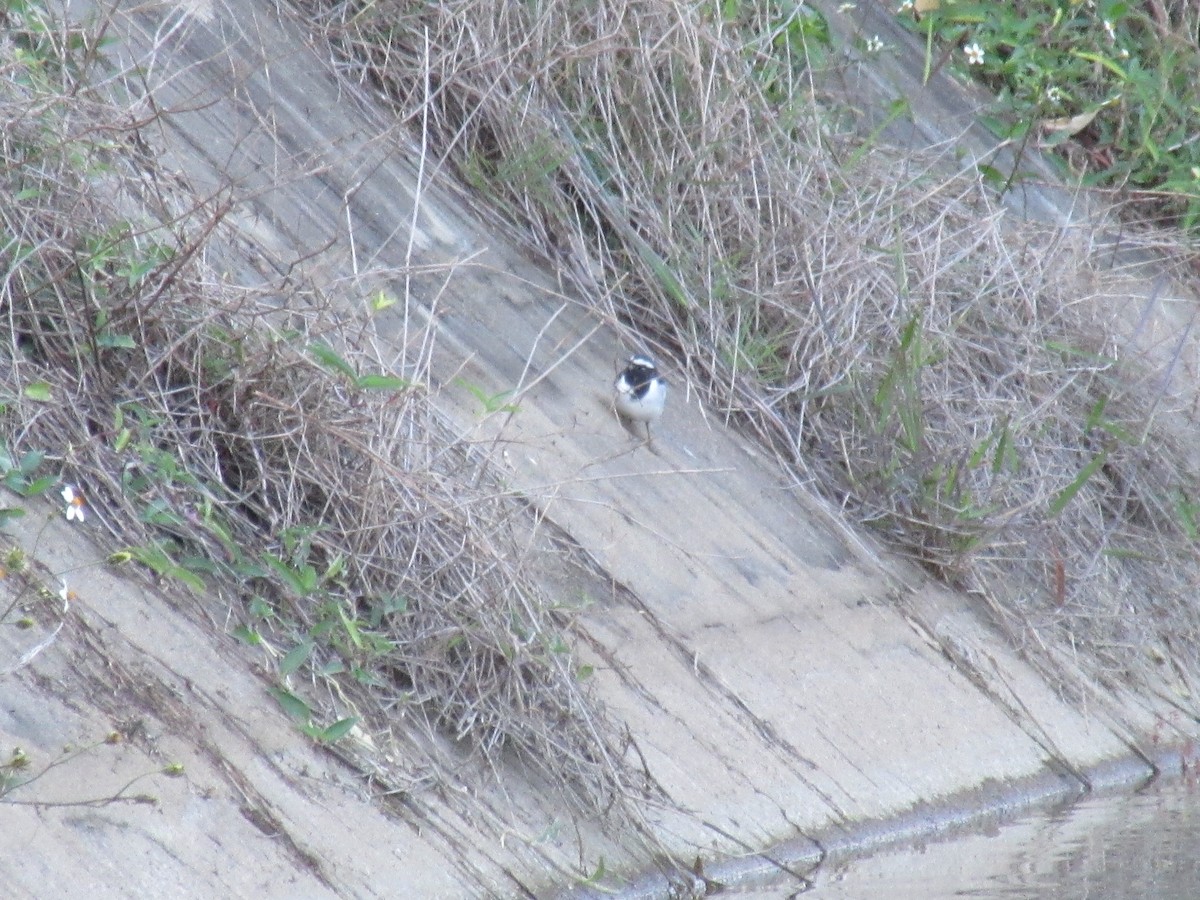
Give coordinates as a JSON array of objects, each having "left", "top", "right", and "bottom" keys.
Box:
[{"left": 621, "top": 356, "right": 660, "bottom": 389}]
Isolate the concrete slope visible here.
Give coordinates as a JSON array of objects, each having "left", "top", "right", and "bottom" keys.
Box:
[
  {"left": 2, "top": 515, "right": 525, "bottom": 898},
  {"left": 4, "top": 0, "right": 1197, "bottom": 897}
]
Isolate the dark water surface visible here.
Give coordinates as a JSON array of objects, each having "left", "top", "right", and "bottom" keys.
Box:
[{"left": 729, "top": 776, "right": 1200, "bottom": 899}]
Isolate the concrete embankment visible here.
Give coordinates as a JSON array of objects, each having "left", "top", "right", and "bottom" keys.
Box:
[{"left": 5, "top": 1, "right": 1199, "bottom": 897}]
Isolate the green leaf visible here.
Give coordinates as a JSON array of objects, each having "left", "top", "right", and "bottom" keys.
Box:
[
  {"left": 262, "top": 554, "right": 318, "bottom": 596},
  {"left": 320, "top": 659, "right": 346, "bottom": 676},
  {"left": 355, "top": 373, "right": 411, "bottom": 391},
  {"left": 231, "top": 625, "right": 261, "bottom": 646},
  {"left": 635, "top": 242, "right": 689, "bottom": 308},
  {"left": 992, "top": 417, "right": 1019, "bottom": 474},
  {"left": 977, "top": 164, "right": 1005, "bottom": 186},
  {"left": 23, "top": 382, "right": 51, "bottom": 402},
  {"left": 1174, "top": 491, "right": 1200, "bottom": 541},
  {"left": 1044, "top": 341, "right": 1114, "bottom": 365},
  {"left": 369, "top": 594, "right": 407, "bottom": 627},
  {"left": 383, "top": 594, "right": 408, "bottom": 614},
  {"left": 1069, "top": 50, "right": 1128, "bottom": 81},
  {"left": 22, "top": 474, "right": 57, "bottom": 498},
  {"left": 322, "top": 554, "right": 345, "bottom": 582},
  {"left": 582, "top": 857, "right": 607, "bottom": 887},
  {"left": 181, "top": 556, "right": 218, "bottom": 576},
  {"left": 140, "top": 498, "right": 186, "bottom": 528},
  {"left": 127, "top": 543, "right": 207, "bottom": 593},
  {"left": 369, "top": 289, "right": 396, "bottom": 312},
  {"left": 97, "top": 332, "right": 136, "bottom": 349},
  {"left": 317, "top": 716, "right": 359, "bottom": 743},
  {"left": 1048, "top": 450, "right": 1108, "bottom": 517},
  {"left": 307, "top": 341, "right": 356, "bottom": 379},
  {"left": 171, "top": 567, "right": 206, "bottom": 593},
  {"left": 846, "top": 98, "right": 911, "bottom": 169},
  {"left": 279, "top": 640, "right": 314, "bottom": 677},
  {"left": 18, "top": 450, "right": 44, "bottom": 475},
  {"left": 1101, "top": 546, "right": 1153, "bottom": 561},
  {"left": 456, "top": 380, "right": 520, "bottom": 414},
  {"left": 234, "top": 558, "right": 269, "bottom": 580},
  {"left": 337, "top": 606, "right": 364, "bottom": 650},
  {"left": 269, "top": 686, "right": 312, "bottom": 723}
]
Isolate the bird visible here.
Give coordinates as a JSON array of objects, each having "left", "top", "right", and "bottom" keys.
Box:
[{"left": 613, "top": 355, "right": 667, "bottom": 442}]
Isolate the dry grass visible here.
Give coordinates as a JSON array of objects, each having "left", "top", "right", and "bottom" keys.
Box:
[
  {"left": 0, "top": 0, "right": 651, "bottom": 856},
  {"left": 309, "top": 0, "right": 1200, "bottom": 692},
  {"left": 8, "top": 0, "right": 1200, "bottom": 886}
]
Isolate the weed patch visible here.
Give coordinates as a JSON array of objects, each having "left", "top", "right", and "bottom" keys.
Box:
[
  {"left": 0, "top": 0, "right": 642, "bottom": 838},
  {"left": 307, "top": 0, "right": 1200, "bottom": 692}
]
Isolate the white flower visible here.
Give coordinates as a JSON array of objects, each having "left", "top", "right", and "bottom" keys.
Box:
[
  {"left": 1103, "top": 19, "right": 1116, "bottom": 41},
  {"left": 61, "top": 485, "right": 86, "bottom": 523},
  {"left": 964, "top": 42, "right": 985, "bottom": 66},
  {"left": 1045, "top": 86, "right": 1065, "bottom": 104},
  {"left": 865, "top": 35, "right": 884, "bottom": 53}
]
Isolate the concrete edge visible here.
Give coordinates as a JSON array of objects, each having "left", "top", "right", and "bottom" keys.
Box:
[{"left": 570, "top": 745, "right": 1196, "bottom": 898}]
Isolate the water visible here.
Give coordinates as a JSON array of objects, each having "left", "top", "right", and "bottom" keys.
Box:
[{"left": 732, "top": 777, "right": 1200, "bottom": 899}]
